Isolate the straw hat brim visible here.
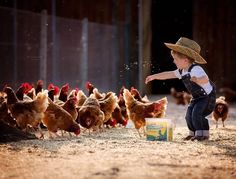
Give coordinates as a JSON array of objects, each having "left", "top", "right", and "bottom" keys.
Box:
[{"left": 164, "top": 43, "right": 207, "bottom": 64}]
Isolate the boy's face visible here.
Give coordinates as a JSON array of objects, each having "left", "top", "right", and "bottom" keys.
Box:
[{"left": 171, "top": 53, "right": 190, "bottom": 70}]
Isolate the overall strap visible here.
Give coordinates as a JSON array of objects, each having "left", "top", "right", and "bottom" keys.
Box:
[
  {"left": 179, "top": 63, "right": 199, "bottom": 75},
  {"left": 178, "top": 64, "right": 199, "bottom": 75},
  {"left": 188, "top": 63, "right": 199, "bottom": 72},
  {"left": 178, "top": 69, "right": 183, "bottom": 75}
]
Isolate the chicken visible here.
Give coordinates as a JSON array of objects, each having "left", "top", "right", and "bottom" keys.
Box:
[
  {"left": 130, "top": 87, "right": 167, "bottom": 118},
  {"left": 123, "top": 89, "right": 168, "bottom": 137},
  {"left": 47, "top": 83, "right": 60, "bottom": 101},
  {"left": 90, "top": 88, "right": 106, "bottom": 100},
  {"left": 212, "top": 96, "right": 229, "bottom": 128},
  {"left": 58, "top": 83, "right": 70, "bottom": 102},
  {"left": 111, "top": 105, "right": 128, "bottom": 127},
  {"left": 88, "top": 88, "right": 117, "bottom": 124},
  {"left": 0, "top": 92, "right": 16, "bottom": 127},
  {"left": 130, "top": 87, "right": 149, "bottom": 103},
  {"left": 77, "top": 90, "right": 87, "bottom": 107},
  {"left": 182, "top": 91, "right": 192, "bottom": 105},
  {"left": 52, "top": 83, "right": 69, "bottom": 106},
  {"left": 15, "top": 83, "right": 28, "bottom": 100},
  {"left": 62, "top": 96, "right": 78, "bottom": 121},
  {"left": 26, "top": 86, "right": 36, "bottom": 100},
  {"left": 68, "top": 88, "right": 79, "bottom": 98},
  {"left": 85, "top": 81, "right": 95, "bottom": 96},
  {"left": 15, "top": 83, "right": 34, "bottom": 101},
  {"left": 98, "top": 91, "right": 117, "bottom": 123},
  {"left": 170, "top": 87, "right": 191, "bottom": 105},
  {"left": 35, "top": 80, "right": 44, "bottom": 95},
  {"left": 110, "top": 87, "right": 128, "bottom": 128},
  {"left": 42, "top": 98, "right": 80, "bottom": 138},
  {"left": 4, "top": 87, "right": 49, "bottom": 138},
  {"left": 219, "top": 87, "right": 236, "bottom": 102},
  {"left": 78, "top": 97, "right": 104, "bottom": 134},
  {"left": 118, "top": 86, "right": 128, "bottom": 119}
]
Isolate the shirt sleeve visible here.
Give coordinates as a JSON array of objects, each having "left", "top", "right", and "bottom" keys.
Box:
[
  {"left": 174, "top": 69, "right": 181, "bottom": 79},
  {"left": 190, "top": 66, "right": 207, "bottom": 78}
]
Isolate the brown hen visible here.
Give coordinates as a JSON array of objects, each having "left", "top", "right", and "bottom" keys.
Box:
[
  {"left": 78, "top": 97, "right": 104, "bottom": 134},
  {"left": 42, "top": 98, "right": 80, "bottom": 138},
  {"left": 212, "top": 96, "right": 229, "bottom": 128},
  {"left": 4, "top": 87, "right": 48, "bottom": 138},
  {"left": 123, "top": 89, "right": 168, "bottom": 137}
]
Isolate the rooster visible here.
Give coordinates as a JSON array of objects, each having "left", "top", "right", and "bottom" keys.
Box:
[
  {"left": 212, "top": 96, "right": 229, "bottom": 128},
  {"left": 78, "top": 97, "right": 104, "bottom": 134},
  {"left": 123, "top": 89, "right": 168, "bottom": 137},
  {"left": 4, "top": 86, "right": 48, "bottom": 138},
  {"left": 42, "top": 98, "right": 80, "bottom": 138}
]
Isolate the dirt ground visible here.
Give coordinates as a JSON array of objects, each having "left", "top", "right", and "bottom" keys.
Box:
[{"left": 0, "top": 95, "right": 236, "bottom": 179}]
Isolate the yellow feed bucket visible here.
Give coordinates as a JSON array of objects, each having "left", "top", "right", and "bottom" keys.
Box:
[{"left": 145, "top": 118, "right": 173, "bottom": 141}]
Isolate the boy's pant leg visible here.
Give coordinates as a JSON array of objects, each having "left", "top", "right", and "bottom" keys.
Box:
[
  {"left": 185, "top": 103, "right": 195, "bottom": 136},
  {"left": 192, "top": 97, "right": 209, "bottom": 136},
  {"left": 202, "top": 92, "right": 216, "bottom": 137}
]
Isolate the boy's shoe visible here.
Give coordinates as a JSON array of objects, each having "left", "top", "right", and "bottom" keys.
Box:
[
  {"left": 183, "top": 135, "right": 194, "bottom": 141},
  {"left": 191, "top": 136, "right": 209, "bottom": 141}
]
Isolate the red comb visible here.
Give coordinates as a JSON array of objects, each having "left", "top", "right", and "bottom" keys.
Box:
[
  {"left": 53, "top": 86, "right": 60, "bottom": 95},
  {"left": 122, "top": 119, "right": 128, "bottom": 126},
  {"left": 48, "top": 83, "right": 54, "bottom": 90},
  {"left": 130, "top": 87, "right": 138, "bottom": 94},
  {"left": 75, "top": 87, "right": 79, "bottom": 93},
  {"left": 23, "top": 83, "right": 33, "bottom": 93},
  {"left": 85, "top": 81, "right": 92, "bottom": 89},
  {"left": 62, "top": 83, "right": 69, "bottom": 91}
]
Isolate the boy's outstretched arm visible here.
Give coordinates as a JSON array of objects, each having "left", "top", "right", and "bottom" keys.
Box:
[{"left": 145, "top": 71, "right": 177, "bottom": 84}]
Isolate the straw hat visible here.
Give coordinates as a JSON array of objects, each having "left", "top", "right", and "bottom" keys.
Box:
[{"left": 164, "top": 37, "right": 207, "bottom": 64}]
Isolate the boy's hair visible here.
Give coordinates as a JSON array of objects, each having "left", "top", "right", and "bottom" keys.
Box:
[{"left": 171, "top": 50, "right": 195, "bottom": 63}]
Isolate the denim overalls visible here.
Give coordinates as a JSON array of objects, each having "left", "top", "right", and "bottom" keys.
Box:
[{"left": 180, "top": 64, "right": 216, "bottom": 137}]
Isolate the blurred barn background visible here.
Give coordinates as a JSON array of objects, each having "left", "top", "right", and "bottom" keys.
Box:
[{"left": 0, "top": 0, "right": 235, "bottom": 94}]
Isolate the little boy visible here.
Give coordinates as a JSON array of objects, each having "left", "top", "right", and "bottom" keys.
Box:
[{"left": 145, "top": 37, "right": 216, "bottom": 141}]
